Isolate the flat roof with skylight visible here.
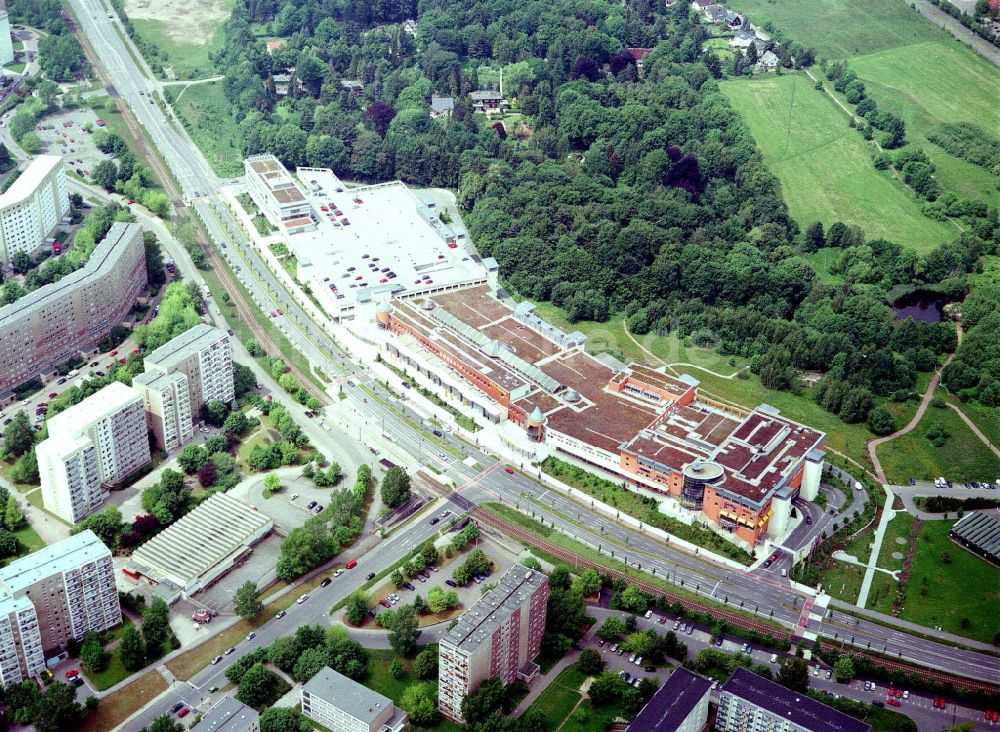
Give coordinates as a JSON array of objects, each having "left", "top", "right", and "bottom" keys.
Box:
[{"left": 284, "top": 167, "right": 489, "bottom": 316}]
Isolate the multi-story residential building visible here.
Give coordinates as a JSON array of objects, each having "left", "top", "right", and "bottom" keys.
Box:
[
  {"left": 0, "top": 595, "right": 43, "bottom": 686},
  {"left": 38, "top": 381, "right": 150, "bottom": 523},
  {"left": 244, "top": 154, "right": 315, "bottom": 235},
  {"left": 0, "top": 2, "right": 14, "bottom": 67},
  {"left": 143, "top": 324, "right": 235, "bottom": 422},
  {"left": 191, "top": 697, "right": 260, "bottom": 732},
  {"left": 0, "top": 221, "right": 146, "bottom": 396},
  {"left": 132, "top": 370, "right": 193, "bottom": 451},
  {"left": 301, "top": 666, "right": 407, "bottom": 732},
  {"left": 0, "top": 531, "right": 121, "bottom": 685},
  {"left": 626, "top": 667, "right": 713, "bottom": 732},
  {"left": 0, "top": 155, "right": 69, "bottom": 268},
  {"left": 438, "top": 565, "right": 548, "bottom": 722},
  {"left": 717, "top": 668, "right": 871, "bottom": 732}
]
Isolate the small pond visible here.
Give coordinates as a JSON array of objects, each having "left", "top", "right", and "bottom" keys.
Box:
[{"left": 892, "top": 290, "right": 947, "bottom": 323}]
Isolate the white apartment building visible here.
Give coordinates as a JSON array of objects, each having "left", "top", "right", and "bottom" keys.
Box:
[
  {"left": 0, "top": 155, "right": 69, "bottom": 268},
  {"left": 301, "top": 666, "right": 407, "bottom": 732},
  {"left": 143, "top": 324, "right": 235, "bottom": 421},
  {"left": 0, "top": 531, "right": 121, "bottom": 686},
  {"left": 132, "top": 370, "right": 193, "bottom": 451},
  {"left": 38, "top": 381, "right": 150, "bottom": 523},
  {"left": 0, "top": 5, "right": 14, "bottom": 67},
  {"left": 438, "top": 565, "right": 548, "bottom": 722},
  {"left": 244, "top": 154, "right": 315, "bottom": 235},
  {"left": 0, "top": 595, "right": 43, "bottom": 686}
]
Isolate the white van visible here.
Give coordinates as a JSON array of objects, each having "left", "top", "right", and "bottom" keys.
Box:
[{"left": 644, "top": 610, "right": 653, "bottom": 620}]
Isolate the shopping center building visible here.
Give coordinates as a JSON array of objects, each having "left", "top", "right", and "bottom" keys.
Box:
[{"left": 376, "top": 285, "right": 825, "bottom": 547}]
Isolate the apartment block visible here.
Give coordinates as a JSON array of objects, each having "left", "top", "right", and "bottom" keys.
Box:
[
  {"left": 191, "top": 697, "right": 260, "bottom": 732},
  {"left": 301, "top": 666, "right": 407, "bottom": 732},
  {"left": 0, "top": 221, "right": 146, "bottom": 396},
  {"left": 143, "top": 324, "right": 235, "bottom": 422},
  {"left": 438, "top": 565, "right": 548, "bottom": 722},
  {"left": 626, "top": 667, "right": 712, "bottom": 732},
  {"left": 38, "top": 381, "right": 150, "bottom": 523},
  {"left": 132, "top": 370, "right": 193, "bottom": 451},
  {"left": 0, "top": 5, "right": 14, "bottom": 67},
  {"left": 0, "top": 531, "right": 121, "bottom": 685},
  {"left": 717, "top": 668, "right": 871, "bottom": 732},
  {"left": 0, "top": 155, "right": 69, "bottom": 268},
  {"left": 244, "top": 154, "right": 315, "bottom": 235}
]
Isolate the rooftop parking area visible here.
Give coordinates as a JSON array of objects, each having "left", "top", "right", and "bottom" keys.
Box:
[{"left": 286, "top": 169, "right": 487, "bottom": 315}]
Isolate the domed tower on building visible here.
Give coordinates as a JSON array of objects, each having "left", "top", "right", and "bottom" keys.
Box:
[
  {"left": 526, "top": 405, "right": 545, "bottom": 442},
  {"left": 375, "top": 300, "right": 391, "bottom": 328}
]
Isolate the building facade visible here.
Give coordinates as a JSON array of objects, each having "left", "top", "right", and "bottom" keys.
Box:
[
  {"left": 717, "top": 668, "right": 871, "bottom": 732},
  {"left": 0, "top": 3, "right": 13, "bottom": 67},
  {"left": 301, "top": 666, "right": 408, "bottom": 732},
  {"left": 244, "top": 154, "right": 315, "bottom": 234},
  {"left": 132, "top": 370, "right": 193, "bottom": 451},
  {"left": 191, "top": 697, "right": 260, "bottom": 732},
  {"left": 0, "top": 221, "right": 146, "bottom": 397},
  {"left": 0, "top": 155, "right": 69, "bottom": 268},
  {"left": 0, "top": 531, "right": 121, "bottom": 686},
  {"left": 38, "top": 381, "right": 150, "bottom": 523},
  {"left": 626, "top": 667, "right": 712, "bottom": 732},
  {"left": 438, "top": 565, "right": 548, "bottom": 722},
  {"left": 143, "top": 324, "right": 235, "bottom": 422}
]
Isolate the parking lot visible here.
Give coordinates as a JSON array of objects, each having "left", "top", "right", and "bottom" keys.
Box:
[{"left": 34, "top": 106, "right": 111, "bottom": 182}]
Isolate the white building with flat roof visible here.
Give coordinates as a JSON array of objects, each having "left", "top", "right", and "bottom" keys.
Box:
[
  {"left": 244, "top": 154, "right": 315, "bottom": 235},
  {"left": 143, "top": 324, "right": 234, "bottom": 419},
  {"left": 0, "top": 155, "right": 69, "bottom": 268},
  {"left": 38, "top": 381, "right": 150, "bottom": 523},
  {"left": 132, "top": 370, "right": 193, "bottom": 451},
  {"left": 191, "top": 697, "right": 260, "bottom": 732},
  {"left": 0, "top": 4, "right": 14, "bottom": 67},
  {"left": 0, "top": 531, "right": 121, "bottom": 685},
  {"left": 301, "top": 666, "right": 407, "bottom": 732}
]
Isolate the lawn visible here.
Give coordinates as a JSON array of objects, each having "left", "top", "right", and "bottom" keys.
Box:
[
  {"left": 803, "top": 249, "right": 845, "bottom": 286},
  {"left": 524, "top": 300, "right": 654, "bottom": 367},
  {"left": 365, "top": 649, "right": 463, "bottom": 732},
  {"left": 720, "top": 74, "right": 952, "bottom": 254},
  {"left": 131, "top": 16, "right": 226, "bottom": 80},
  {"left": 719, "top": 0, "right": 940, "bottom": 58},
  {"left": 644, "top": 331, "right": 748, "bottom": 376},
  {"left": 952, "top": 401, "right": 1000, "bottom": 452},
  {"left": 875, "top": 399, "right": 1000, "bottom": 483},
  {"left": 875, "top": 512, "right": 914, "bottom": 573},
  {"left": 900, "top": 520, "right": 1000, "bottom": 643},
  {"left": 865, "top": 571, "right": 898, "bottom": 616},
  {"left": 849, "top": 41, "right": 1000, "bottom": 209},
  {"left": 530, "top": 663, "right": 589, "bottom": 730},
  {"left": 79, "top": 671, "right": 168, "bottom": 732},
  {"left": 819, "top": 561, "right": 865, "bottom": 604},
  {"left": 167, "top": 81, "right": 243, "bottom": 177}
]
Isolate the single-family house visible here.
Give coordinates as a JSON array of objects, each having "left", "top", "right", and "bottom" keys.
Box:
[
  {"left": 340, "top": 79, "right": 364, "bottom": 96},
  {"left": 725, "top": 10, "right": 745, "bottom": 28},
  {"left": 430, "top": 95, "right": 455, "bottom": 119},
  {"left": 753, "top": 38, "right": 769, "bottom": 55},
  {"left": 470, "top": 90, "right": 509, "bottom": 114},
  {"left": 402, "top": 19, "right": 418, "bottom": 36},
  {"left": 729, "top": 29, "right": 756, "bottom": 49},
  {"left": 625, "top": 48, "right": 654, "bottom": 74},
  {"left": 266, "top": 39, "right": 287, "bottom": 55},
  {"left": 758, "top": 50, "right": 779, "bottom": 70},
  {"left": 704, "top": 5, "right": 728, "bottom": 23},
  {"left": 691, "top": 0, "right": 715, "bottom": 10},
  {"left": 273, "top": 72, "right": 292, "bottom": 97}
]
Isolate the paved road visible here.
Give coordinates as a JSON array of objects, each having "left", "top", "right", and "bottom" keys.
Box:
[
  {"left": 908, "top": 0, "right": 1000, "bottom": 68},
  {"left": 66, "top": 0, "right": 1000, "bottom": 694}
]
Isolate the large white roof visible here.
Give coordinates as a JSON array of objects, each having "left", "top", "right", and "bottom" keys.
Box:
[
  {"left": 46, "top": 381, "right": 142, "bottom": 439},
  {"left": 0, "top": 155, "right": 62, "bottom": 209}
]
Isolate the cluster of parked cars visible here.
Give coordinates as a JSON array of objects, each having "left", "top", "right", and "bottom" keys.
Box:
[
  {"left": 64, "top": 668, "right": 84, "bottom": 687},
  {"left": 617, "top": 670, "right": 643, "bottom": 688}
]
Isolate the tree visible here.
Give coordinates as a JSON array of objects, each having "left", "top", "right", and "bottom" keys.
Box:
[
  {"left": 234, "top": 581, "right": 263, "bottom": 621},
  {"left": 142, "top": 715, "right": 186, "bottom": 732},
  {"left": 204, "top": 434, "right": 230, "bottom": 455},
  {"left": 142, "top": 597, "right": 170, "bottom": 656},
  {"left": 833, "top": 656, "right": 855, "bottom": 682},
  {"left": 805, "top": 221, "right": 825, "bottom": 250},
  {"left": 71, "top": 506, "right": 126, "bottom": 549},
  {"left": 345, "top": 591, "right": 369, "bottom": 625},
  {"left": 91, "top": 159, "right": 119, "bottom": 191},
  {"left": 292, "top": 647, "right": 329, "bottom": 682},
  {"left": 777, "top": 658, "right": 810, "bottom": 692},
  {"left": 177, "top": 444, "right": 209, "bottom": 473},
  {"left": 0, "top": 528, "right": 19, "bottom": 558},
  {"left": 596, "top": 616, "right": 625, "bottom": 641},
  {"left": 223, "top": 410, "right": 251, "bottom": 435},
  {"left": 80, "top": 632, "right": 106, "bottom": 674},
  {"left": 4, "top": 495, "right": 23, "bottom": 530},
  {"left": 236, "top": 662, "right": 281, "bottom": 709},
  {"left": 401, "top": 682, "right": 439, "bottom": 725},
  {"left": 386, "top": 605, "right": 421, "bottom": 657},
  {"left": 245, "top": 338, "right": 264, "bottom": 357},
  {"left": 119, "top": 625, "right": 146, "bottom": 671},
  {"left": 414, "top": 647, "right": 438, "bottom": 679},
  {"left": 578, "top": 648, "right": 604, "bottom": 675},
  {"left": 204, "top": 400, "right": 229, "bottom": 426},
  {"left": 380, "top": 466, "right": 412, "bottom": 508},
  {"left": 617, "top": 585, "right": 648, "bottom": 613},
  {"left": 259, "top": 708, "right": 311, "bottom": 732},
  {"left": 571, "top": 568, "right": 601, "bottom": 596},
  {"left": 867, "top": 406, "right": 895, "bottom": 436},
  {"left": 35, "top": 682, "right": 85, "bottom": 732},
  {"left": 461, "top": 677, "right": 506, "bottom": 725},
  {"left": 263, "top": 473, "right": 281, "bottom": 496},
  {"left": 623, "top": 631, "right": 655, "bottom": 658},
  {"left": 4, "top": 411, "right": 34, "bottom": 457},
  {"left": 588, "top": 672, "right": 628, "bottom": 706},
  {"left": 11, "top": 250, "right": 33, "bottom": 273}
]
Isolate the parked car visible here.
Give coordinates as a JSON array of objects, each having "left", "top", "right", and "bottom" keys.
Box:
[
  {"left": 405, "top": 582, "right": 416, "bottom": 591},
  {"left": 296, "top": 594, "right": 309, "bottom": 604},
  {"left": 321, "top": 578, "right": 332, "bottom": 587},
  {"left": 275, "top": 610, "right": 287, "bottom": 619},
  {"left": 445, "top": 579, "right": 457, "bottom": 587},
  {"left": 246, "top": 632, "right": 256, "bottom": 641},
  {"left": 211, "top": 656, "right": 223, "bottom": 665},
  {"left": 170, "top": 702, "right": 185, "bottom": 714},
  {"left": 224, "top": 647, "right": 236, "bottom": 655},
  {"left": 178, "top": 707, "right": 190, "bottom": 718}
]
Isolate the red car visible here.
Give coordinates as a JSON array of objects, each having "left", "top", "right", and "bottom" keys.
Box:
[
  {"left": 276, "top": 309, "right": 283, "bottom": 315},
  {"left": 986, "top": 711, "right": 1000, "bottom": 722},
  {"left": 110, "top": 350, "right": 118, "bottom": 356},
  {"left": 270, "top": 311, "right": 277, "bottom": 317},
  {"left": 48, "top": 392, "right": 57, "bottom": 399},
  {"left": 65, "top": 669, "right": 79, "bottom": 679},
  {"left": 345, "top": 560, "right": 357, "bottom": 569},
  {"left": 379, "top": 600, "right": 390, "bottom": 608},
  {"left": 448, "top": 242, "right": 458, "bottom": 248},
  {"left": 118, "top": 358, "right": 126, "bottom": 364},
  {"left": 132, "top": 349, "right": 141, "bottom": 354},
  {"left": 894, "top": 689, "right": 903, "bottom": 698},
  {"left": 887, "top": 698, "right": 900, "bottom": 707},
  {"left": 177, "top": 707, "right": 190, "bottom": 718},
  {"left": 504, "top": 466, "right": 514, "bottom": 474}
]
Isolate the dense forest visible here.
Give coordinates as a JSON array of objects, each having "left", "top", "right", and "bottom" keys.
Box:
[{"left": 186, "top": 0, "right": 999, "bottom": 421}]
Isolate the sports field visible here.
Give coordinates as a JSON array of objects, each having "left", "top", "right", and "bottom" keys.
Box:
[
  {"left": 721, "top": 0, "right": 940, "bottom": 58},
  {"left": 720, "top": 74, "right": 952, "bottom": 253},
  {"left": 850, "top": 41, "right": 1000, "bottom": 208}
]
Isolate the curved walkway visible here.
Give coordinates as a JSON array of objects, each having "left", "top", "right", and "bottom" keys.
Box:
[
  {"left": 868, "top": 322, "right": 962, "bottom": 483},
  {"left": 946, "top": 402, "right": 1000, "bottom": 458}
]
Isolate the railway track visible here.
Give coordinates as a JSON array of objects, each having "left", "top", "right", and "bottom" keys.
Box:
[{"left": 473, "top": 507, "right": 1000, "bottom": 696}]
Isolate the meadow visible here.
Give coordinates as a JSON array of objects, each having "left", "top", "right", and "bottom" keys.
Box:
[
  {"left": 166, "top": 81, "right": 243, "bottom": 177},
  {"left": 720, "top": 0, "right": 941, "bottom": 58},
  {"left": 720, "top": 74, "right": 953, "bottom": 254}
]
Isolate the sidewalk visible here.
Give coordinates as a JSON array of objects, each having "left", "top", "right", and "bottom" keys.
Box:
[{"left": 855, "top": 486, "right": 894, "bottom": 608}]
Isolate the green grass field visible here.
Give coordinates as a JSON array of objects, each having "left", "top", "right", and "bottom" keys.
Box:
[
  {"left": 850, "top": 41, "right": 1000, "bottom": 209},
  {"left": 129, "top": 3, "right": 231, "bottom": 80},
  {"left": 876, "top": 512, "right": 914, "bottom": 572},
  {"left": 900, "top": 520, "right": 1000, "bottom": 643},
  {"left": 720, "top": 74, "right": 952, "bottom": 254},
  {"left": 167, "top": 81, "right": 243, "bottom": 177},
  {"left": 821, "top": 561, "right": 866, "bottom": 604},
  {"left": 876, "top": 400, "right": 1000, "bottom": 483},
  {"left": 530, "top": 663, "right": 589, "bottom": 729},
  {"left": 720, "top": 0, "right": 940, "bottom": 58}
]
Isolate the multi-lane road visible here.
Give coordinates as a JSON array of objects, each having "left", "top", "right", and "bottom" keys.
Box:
[{"left": 65, "top": 0, "right": 1000, "bottom": 701}]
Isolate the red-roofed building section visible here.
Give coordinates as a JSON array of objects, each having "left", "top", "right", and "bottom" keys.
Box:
[
  {"left": 625, "top": 48, "right": 654, "bottom": 73},
  {"left": 377, "top": 288, "right": 825, "bottom": 546}
]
